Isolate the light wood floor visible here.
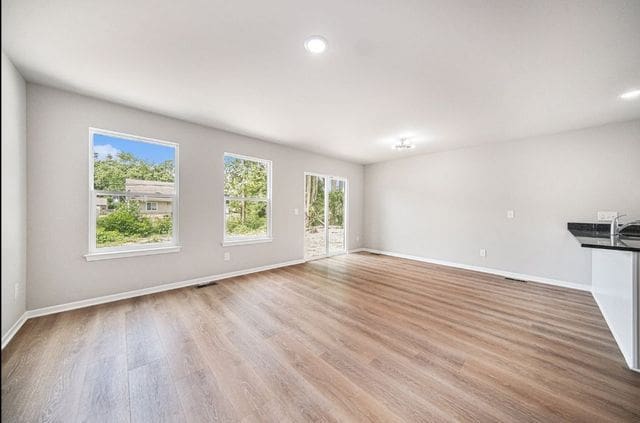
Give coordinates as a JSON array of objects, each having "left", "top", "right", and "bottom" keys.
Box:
[{"left": 2, "top": 253, "right": 639, "bottom": 422}]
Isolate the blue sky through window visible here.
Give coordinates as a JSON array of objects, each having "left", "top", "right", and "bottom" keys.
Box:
[{"left": 93, "top": 133, "right": 175, "bottom": 164}]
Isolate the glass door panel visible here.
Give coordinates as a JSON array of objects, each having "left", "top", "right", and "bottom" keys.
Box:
[
  {"left": 328, "top": 178, "right": 346, "bottom": 254},
  {"left": 304, "top": 174, "right": 326, "bottom": 259}
]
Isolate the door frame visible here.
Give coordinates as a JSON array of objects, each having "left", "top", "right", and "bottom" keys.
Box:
[{"left": 303, "top": 172, "right": 348, "bottom": 261}]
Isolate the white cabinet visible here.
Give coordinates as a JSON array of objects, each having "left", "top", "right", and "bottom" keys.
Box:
[{"left": 592, "top": 249, "right": 639, "bottom": 371}]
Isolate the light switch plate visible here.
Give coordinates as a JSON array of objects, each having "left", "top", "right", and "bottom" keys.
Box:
[
  {"left": 597, "top": 211, "right": 618, "bottom": 221},
  {"left": 293, "top": 208, "right": 299, "bottom": 216},
  {"left": 507, "top": 210, "right": 515, "bottom": 219},
  {"left": 223, "top": 252, "right": 231, "bottom": 261}
]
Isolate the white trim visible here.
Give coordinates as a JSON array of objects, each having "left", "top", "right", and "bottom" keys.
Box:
[
  {"left": 222, "top": 237, "right": 273, "bottom": 247},
  {"left": 303, "top": 172, "right": 348, "bottom": 259},
  {"left": 2, "top": 250, "right": 589, "bottom": 349},
  {"left": 89, "top": 239, "right": 179, "bottom": 255},
  {"left": 343, "top": 179, "right": 349, "bottom": 253},
  {"left": 88, "top": 127, "right": 180, "bottom": 256},
  {"left": 23, "top": 259, "right": 305, "bottom": 321},
  {"left": 89, "top": 127, "right": 179, "bottom": 148},
  {"left": 95, "top": 190, "right": 175, "bottom": 198},
  {"left": 85, "top": 245, "right": 182, "bottom": 261},
  {"left": 223, "top": 151, "right": 271, "bottom": 165},
  {"left": 1, "top": 313, "right": 28, "bottom": 350},
  {"left": 360, "top": 248, "right": 591, "bottom": 292},
  {"left": 0, "top": 259, "right": 303, "bottom": 350},
  {"left": 327, "top": 177, "right": 350, "bottom": 255},
  {"left": 635, "top": 252, "right": 639, "bottom": 372},
  {"left": 223, "top": 152, "right": 273, "bottom": 244},
  {"left": 324, "top": 175, "right": 330, "bottom": 255}
]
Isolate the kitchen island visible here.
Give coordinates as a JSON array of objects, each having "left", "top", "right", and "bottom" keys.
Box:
[{"left": 568, "top": 222, "right": 640, "bottom": 372}]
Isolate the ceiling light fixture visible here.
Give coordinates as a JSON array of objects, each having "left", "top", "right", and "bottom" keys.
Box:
[
  {"left": 620, "top": 89, "right": 640, "bottom": 100},
  {"left": 304, "top": 36, "right": 327, "bottom": 54},
  {"left": 392, "top": 137, "right": 415, "bottom": 150}
]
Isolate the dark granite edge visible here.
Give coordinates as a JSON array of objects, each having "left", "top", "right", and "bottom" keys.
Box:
[
  {"left": 567, "top": 222, "right": 640, "bottom": 236},
  {"left": 567, "top": 222, "right": 640, "bottom": 252},
  {"left": 574, "top": 239, "right": 640, "bottom": 253},
  {"left": 567, "top": 222, "right": 610, "bottom": 232}
]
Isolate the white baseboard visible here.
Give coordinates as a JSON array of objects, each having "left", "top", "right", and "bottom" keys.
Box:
[
  {"left": 1, "top": 312, "right": 28, "bottom": 350},
  {"left": 1, "top": 250, "right": 589, "bottom": 349},
  {"left": 1, "top": 259, "right": 304, "bottom": 350},
  {"left": 360, "top": 248, "right": 591, "bottom": 292},
  {"left": 26, "top": 258, "right": 305, "bottom": 319}
]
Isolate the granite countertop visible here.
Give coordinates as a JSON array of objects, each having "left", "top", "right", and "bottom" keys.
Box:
[{"left": 568, "top": 222, "right": 640, "bottom": 253}]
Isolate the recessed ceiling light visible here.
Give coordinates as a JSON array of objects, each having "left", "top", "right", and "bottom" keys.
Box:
[
  {"left": 392, "top": 138, "right": 415, "bottom": 150},
  {"left": 304, "top": 36, "right": 327, "bottom": 54},
  {"left": 619, "top": 89, "right": 640, "bottom": 100}
]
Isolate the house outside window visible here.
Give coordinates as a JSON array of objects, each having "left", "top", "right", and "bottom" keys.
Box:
[{"left": 87, "top": 128, "right": 179, "bottom": 260}]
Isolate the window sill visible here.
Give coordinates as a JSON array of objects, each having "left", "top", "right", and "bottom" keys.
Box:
[
  {"left": 222, "top": 237, "right": 273, "bottom": 247},
  {"left": 85, "top": 245, "right": 182, "bottom": 261}
]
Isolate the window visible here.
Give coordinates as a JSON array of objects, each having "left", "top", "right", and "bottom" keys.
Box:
[
  {"left": 223, "top": 153, "right": 272, "bottom": 244},
  {"left": 87, "top": 128, "right": 179, "bottom": 260}
]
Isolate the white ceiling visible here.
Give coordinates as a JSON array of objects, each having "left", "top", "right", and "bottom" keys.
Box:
[{"left": 3, "top": 0, "right": 639, "bottom": 164}]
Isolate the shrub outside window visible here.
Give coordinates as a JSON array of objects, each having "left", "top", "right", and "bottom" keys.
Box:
[
  {"left": 223, "top": 153, "right": 272, "bottom": 244},
  {"left": 88, "top": 128, "right": 179, "bottom": 257}
]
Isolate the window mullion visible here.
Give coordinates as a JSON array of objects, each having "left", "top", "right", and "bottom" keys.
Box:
[
  {"left": 224, "top": 196, "right": 268, "bottom": 202},
  {"left": 223, "top": 153, "right": 272, "bottom": 242},
  {"left": 95, "top": 190, "right": 175, "bottom": 199},
  {"left": 89, "top": 128, "right": 179, "bottom": 256}
]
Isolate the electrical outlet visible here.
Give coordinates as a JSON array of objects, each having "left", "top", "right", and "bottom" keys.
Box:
[
  {"left": 356, "top": 235, "right": 360, "bottom": 242},
  {"left": 480, "top": 249, "right": 487, "bottom": 257},
  {"left": 14, "top": 283, "right": 20, "bottom": 300},
  {"left": 223, "top": 252, "right": 231, "bottom": 261},
  {"left": 507, "top": 210, "right": 515, "bottom": 219},
  {"left": 597, "top": 211, "right": 618, "bottom": 221}
]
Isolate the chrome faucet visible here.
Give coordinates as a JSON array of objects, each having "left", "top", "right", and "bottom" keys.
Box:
[{"left": 610, "top": 215, "right": 640, "bottom": 237}]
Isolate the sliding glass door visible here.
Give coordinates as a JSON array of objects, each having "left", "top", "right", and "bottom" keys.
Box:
[
  {"left": 327, "top": 178, "right": 346, "bottom": 254},
  {"left": 304, "top": 173, "right": 347, "bottom": 259}
]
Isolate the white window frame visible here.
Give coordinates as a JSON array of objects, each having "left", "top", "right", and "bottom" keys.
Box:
[
  {"left": 223, "top": 152, "right": 273, "bottom": 246},
  {"left": 146, "top": 201, "right": 158, "bottom": 211},
  {"left": 303, "top": 172, "right": 348, "bottom": 260},
  {"left": 85, "top": 128, "right": 181, "bottom": 261}
]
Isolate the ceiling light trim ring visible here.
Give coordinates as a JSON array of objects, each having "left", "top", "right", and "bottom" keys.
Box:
[{"left": 304, "top": 36, "right": 328, "bottom": 54}]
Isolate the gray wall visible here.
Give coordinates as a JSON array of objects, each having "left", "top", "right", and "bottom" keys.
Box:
[
  {"left": 2, "top": 52, "right": 27, "bottom": 338},
  {"left": 27, "top": 84, "right": 364, "bottom": 309},
  {"left": 364, "top": 120, "right": 640, "bottom": 288}
]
